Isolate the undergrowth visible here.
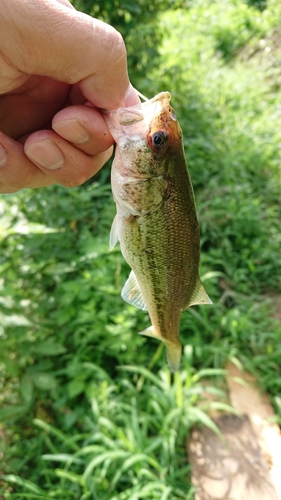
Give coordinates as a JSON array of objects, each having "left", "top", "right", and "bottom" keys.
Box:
[{"left": 1, "top": 0, "right": 281, "bottom": 498}]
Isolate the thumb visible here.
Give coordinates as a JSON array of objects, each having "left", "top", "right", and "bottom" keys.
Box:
[{"left": 0, "top": 0, "right": 139, "bottom": 109}]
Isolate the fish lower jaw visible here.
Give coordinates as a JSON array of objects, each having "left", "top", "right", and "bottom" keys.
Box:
[{"left": 118, "top": 172, "right": 162, "bottom": 182}]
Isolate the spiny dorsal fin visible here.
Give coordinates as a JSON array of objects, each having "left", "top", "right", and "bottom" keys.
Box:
[
  {"left": 186, "top": 276, "right": 212, "bottom": 308},
  {"left": 109, "top": 214, "right": 119, "bottom": 251},
  {"left": 121, "top": 270, "right": 147, "bottom": 311}
]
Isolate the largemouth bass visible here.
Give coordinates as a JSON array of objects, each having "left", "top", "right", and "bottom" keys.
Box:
[{"left": 104, "top": 92, "right": 211, "bottom": 372}]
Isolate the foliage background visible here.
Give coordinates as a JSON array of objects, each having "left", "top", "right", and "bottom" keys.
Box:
[{"left": 1, "top": 0, "right": 281, "bottom": 498}]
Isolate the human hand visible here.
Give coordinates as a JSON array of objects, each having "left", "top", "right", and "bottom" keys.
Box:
[{"left": 0, "top": 0, "right": 140, "bottom": 193}]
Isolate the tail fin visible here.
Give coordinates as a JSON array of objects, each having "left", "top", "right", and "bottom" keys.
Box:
[
  {"left": 139, "top": 326, "right": 182, "bottom": 372},
  {"left": 166, "top": 342, "right": 182, "bottom": 373}
]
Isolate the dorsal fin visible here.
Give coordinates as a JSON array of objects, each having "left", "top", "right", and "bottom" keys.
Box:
[
  {"left": 186, "top": 276, "right": 212, "bottom": 309},
  {"left": 121, "top": 270, "right": 147, "bottom": 311}
]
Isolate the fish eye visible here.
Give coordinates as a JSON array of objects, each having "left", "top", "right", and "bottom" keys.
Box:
[{"left": 152, "top": 131, "right": 168, "bottom": 150}]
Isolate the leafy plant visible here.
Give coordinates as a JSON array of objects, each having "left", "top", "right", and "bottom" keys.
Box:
[
  {"left": 1, "top": 0, "right": 281, "bottom": 498},
  {"left": 1, "top": 348, "right": 231, "bottom": 499}
]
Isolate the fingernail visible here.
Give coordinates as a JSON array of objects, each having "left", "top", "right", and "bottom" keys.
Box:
[
  {"left": 52, "top": 119, "right": 90, "bottom": 144},
  {"left": 0, "top": 144, "right": 7, "bottom": 167},
  {"left": 25, "top": 139, "right": 64, "bottom": 170}
]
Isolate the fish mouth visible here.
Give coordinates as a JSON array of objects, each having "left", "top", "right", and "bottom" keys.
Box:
[
  {"left": 106, "top": 92, "right": 173, "bottom": 127},
  {"left": 104, "top": 106, "right": 144, "bottom": 128},
  {"left": 118, "top": 92, "right": 173, "bottom": 126},
  {"left": 119, "top": 109, "right": 144, "bottom": 126}
]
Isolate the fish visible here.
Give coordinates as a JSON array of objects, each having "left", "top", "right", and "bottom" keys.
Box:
[{"left": 104, "top": 92, "right": 212, "bottom": 372}]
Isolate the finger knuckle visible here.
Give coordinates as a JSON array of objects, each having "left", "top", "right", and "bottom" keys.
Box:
[{"left": 61, "top": 173, "right": 89, "bottom": 188}]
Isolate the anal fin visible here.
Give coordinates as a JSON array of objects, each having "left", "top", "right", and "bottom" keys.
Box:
[{"left": 139, "top": 325, "right": 161, "bottom": 340}]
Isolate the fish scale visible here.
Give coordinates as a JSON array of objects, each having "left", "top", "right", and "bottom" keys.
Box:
[{"left": 104, "top": 92, "right": 212, "bottom": 372}]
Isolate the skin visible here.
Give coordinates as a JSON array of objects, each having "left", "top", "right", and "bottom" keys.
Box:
[{"left": 0, "top": 0, "right": 140, "bottom": 194}]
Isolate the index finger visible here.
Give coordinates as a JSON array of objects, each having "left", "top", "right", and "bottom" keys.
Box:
[{"left": 0, "top": 0, "right": 140, "bottom": 109}]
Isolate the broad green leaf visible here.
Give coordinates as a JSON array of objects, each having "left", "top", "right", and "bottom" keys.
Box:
[
  {"left": 31, "top": 341, "right": 67, "bottom": 356},
  {"left": 0, "top": 312, "right": 32, "bottom": 327},
  {"left": 20, "top": 375, "right": 34, "bottom": 403},
  {"left": 33, "top": 373, "right": 56, "bottom": 391},
  {"left": 0, "top": 405, "right": 29, "bottom": 421},
  {"left": 67, "top": 380, "right": 85, "bottom": 399}
]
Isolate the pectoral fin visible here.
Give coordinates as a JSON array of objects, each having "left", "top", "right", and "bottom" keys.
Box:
[
  {"left": 186, "top": 277, "right": 212, "bottom": 308},
  {"left": 139, "top": 326, "right": 182, "bottom": 372},
  {"left": 109, "top": 214, "right": 119, "bottom": 251},
  {"left": 121, "top": 270, "right": 147, "bottom": 311}
]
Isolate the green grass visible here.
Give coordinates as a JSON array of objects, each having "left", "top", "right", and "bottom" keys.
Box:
[
  {"left": 1, "top": 0, "right": 281, "bottom": 498},
  {"left": 1, "top": 349, "right": 231, "bottom": 499}
]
